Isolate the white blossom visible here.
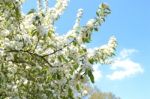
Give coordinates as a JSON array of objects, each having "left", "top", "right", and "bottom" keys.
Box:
[
  {"left": 37, "top": 25, "right": 49, "bottom": 35},
  {"left": 73, "top": 9, "right": 83, "bottom": 29},
  {"left": 0, "top": 29, "right": 10, "bottom": 37},
  {"left": 86, "top": 19, "right": 95, "bottom": 28}
]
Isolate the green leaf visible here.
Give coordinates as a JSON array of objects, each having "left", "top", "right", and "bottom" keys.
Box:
[
  {"left": 70, "top": 69, "right": 74, "bottom": 75},
  {"left": 73, "top": 63, "right": 79, "bottom": 70},
  {"left": 88, "top": 58, "right": 94, "bottom": 64},
  {"left": 87, "top": 69, "right": 95, "bottom": 83},
  {"left": 96, "top": 11, "right": 100, "bottom": 17},
  {"left": 61, "top": 56, "right": 68, "bottom": 62},
  {"left": 46, "top": 75, "right": 52, "bottom": 82},
  {"left": 58, "top": 55, "right": 62, "bottom": 62},
  {"left": 27, "top": 9, "right": 36, "bottom": 14},
  {"left": 15, "top": 7, "right": 21, "bottom": 21},
  {"left": 70, "top": 63, "right": 79, "bottom": 75},
  {"left": 31, "top": 29, "right": 38, "bottom": 36},
  {"left": 35, "top": 16, "right": 40, "bottom": 20},
  {"left": 76, "top": 84, "right": 80, "bottom": 91},
  {"left": 94, "top": 27, "right": 98, "bottom": 31},
  {"left": 48, "top": 29, "right": 54, "bottom": 38},
  {"left": 57, "top": 73, "right": 61, "bottom": 80},
  {"left": 72, "top": 41, "right": 78, "bottom": 46},
  {"left": 58, "top": 55, "right": 68, "bottom": 62},
  {"left": 48, "top": 31, "right": 52, "bottom": 38},
  {"left": 68, "top": 88, "right": 74, "bottom": 99}
]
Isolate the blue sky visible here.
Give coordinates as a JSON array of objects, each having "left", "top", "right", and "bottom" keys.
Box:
[{"left": 23, "top": 0, "right": 150, "bottom": 99}]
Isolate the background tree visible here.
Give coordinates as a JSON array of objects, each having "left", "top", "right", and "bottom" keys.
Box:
[
  {"left": 90, "top": 91, "right": 120, "bottom": 99},
  {"left": 0, "top": 0, "right": 117, "bottom": 98},
  {"left": 80, "top": 83, "right": 120, "bottom": 99}
]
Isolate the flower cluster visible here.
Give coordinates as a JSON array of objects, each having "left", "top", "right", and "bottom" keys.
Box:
[
  {"left": 88, "top": 36, "right": 117, "bottom": 64},
  {"left": 0, "top": 0, "right": 117, "bottom": 99}
]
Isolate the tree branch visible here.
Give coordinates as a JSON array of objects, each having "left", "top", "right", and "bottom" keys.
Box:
[
  {"left": 42, "top": 39, "right": 75, "bottom": 57},
  {"left": 6, "top": 49, "right": 54, "bottom": 68}
]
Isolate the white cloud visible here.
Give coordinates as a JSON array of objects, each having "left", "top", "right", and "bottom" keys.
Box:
[
  {"left": 107, "top": 49, "right": 144, "bottom": 80},
  {"left": 120, "top": 49, "right": 138, "bottom": 59},
  {"left": 93, "top": 64, "right": 102, "bottom": 81}
]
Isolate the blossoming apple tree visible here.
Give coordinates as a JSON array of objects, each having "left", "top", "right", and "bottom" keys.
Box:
[{"left": 0, "top": 0, "right": 117, "bottom": 98}]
